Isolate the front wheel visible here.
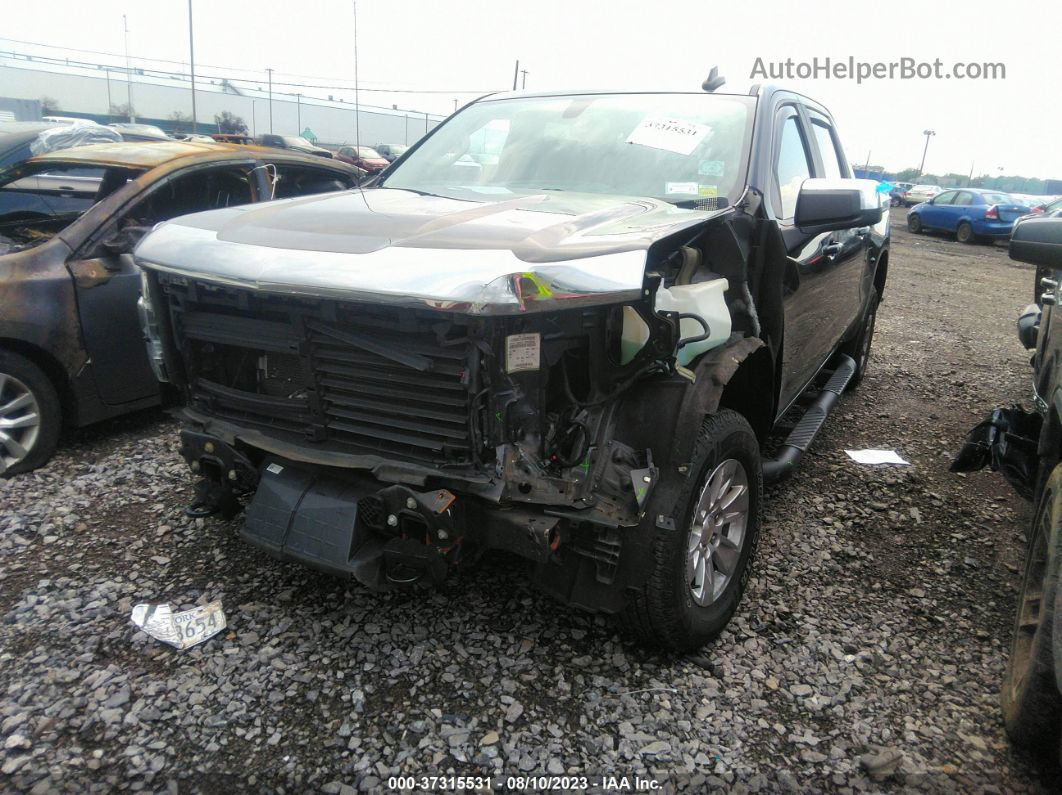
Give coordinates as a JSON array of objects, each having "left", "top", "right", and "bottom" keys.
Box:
[
  {"left": 621, "top": 409, "right": 761, "bottom": 651},
  {"left": 907, "top": 214, "right": 923, "bottom": 233},
  {"left": 0, "top": 351, "right": 61, "bottom": 476},
  {"left": 957, "top": 221, "right": 976, "bottom": 244},
  {"left": 1001, "top": 462, "right": 1062, "bottom": 755}
]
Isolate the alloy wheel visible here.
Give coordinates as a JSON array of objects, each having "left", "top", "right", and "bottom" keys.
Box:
[
  {"left": 0, "top": 373, "right": 41, "bottom": 474},
  {"left": 687, "top": 458, "right": 750, "bottom": 606}
]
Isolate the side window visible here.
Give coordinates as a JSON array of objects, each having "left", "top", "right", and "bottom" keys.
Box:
[
  {"left": 775, "top": 115, "right": 812, "bottom": 219},
  {"left": 933, "top": 191, "right": 956, "bottom": 205},
  {"left": 127, "top": 165, "right": 255, "bottom": 227},
  {"left": 268, "top": 164, "right": 357, "bottom": 199},
  {"left": 810, "top": 121, "right": 844, "bottom": 179},
  {"left": 953, "top": 191, "right": 974, "bottom": 206}
]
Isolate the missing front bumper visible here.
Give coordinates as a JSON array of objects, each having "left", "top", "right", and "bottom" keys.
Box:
[{"left": 951, "top": 406, "right": 1042, "bottom": 499}]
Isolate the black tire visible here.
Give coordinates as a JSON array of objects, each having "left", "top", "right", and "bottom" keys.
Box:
[
  {"left": 0, "top": 350, "right": 61, "bottom": 477},
  {"left": 907, "top": 214, "right": 923, "bottom": 233},
  {"left": 957, "top": 221, "right": 975, "bottom": 244},
  {"left": 1001, "top": 463, "right": 1062, "bottom": 754},
  {"left": 840, "top": 289, "right": 879, "bottom": 390},
  {"left": 621, "top": 409, "right": 761, "bottom": 651}
]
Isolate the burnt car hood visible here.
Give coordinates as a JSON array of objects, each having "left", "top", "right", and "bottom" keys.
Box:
[{"left": 134, "top": 187, "right": 722, "bottom": 314}]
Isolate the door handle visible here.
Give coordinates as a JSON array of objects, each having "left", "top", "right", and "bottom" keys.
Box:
[
  {"left": 822, "top": 242, "right": 843, "bottom": 258},
  {"left": 854, "top": 226, "right": 871, "bottom": 236}
]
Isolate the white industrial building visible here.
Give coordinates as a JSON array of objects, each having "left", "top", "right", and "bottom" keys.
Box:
[{"left": 0, "top": 59, "right": 447, "bottom": 147}]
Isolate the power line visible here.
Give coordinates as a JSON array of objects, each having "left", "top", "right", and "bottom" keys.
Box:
[{"left": 0, "top": 35, "right": 497, "bottom": 94}]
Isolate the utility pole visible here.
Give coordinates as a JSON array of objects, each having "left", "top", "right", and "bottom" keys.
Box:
[
  {"left": 967, "top": 161, "right": 975, "bottom": 187},
  {"left": 863, "top": 150, "right": 871, "bottom": 176},
  {"left": 105, "top": 67, "right": 112, "bottom": 122},
  {"left": 512, "top": 60, "right": 519, "bottom": 90},
  {"left": 917, "top": 129, "right": 935, "bottom": 176},
  {"left": 353, "top": 0, "right": 361, "bottom": 149},
  {"left": 123, "top": 14, "right": 134, "bottom": 121},
  {"left": 296, "top": 93, "right": 301, "bottom": 134},
  {"left": 520, "top": 69, "right": 528, "bottom": 89},
  {"left": 188, "top": 0, "right": 197, "bottom": 133},
  {"left": 266, "top": 68, "right": 274, "bottom": 133},
  {"left": 453, "top": 98, "right": 458, "bottom": 113}
]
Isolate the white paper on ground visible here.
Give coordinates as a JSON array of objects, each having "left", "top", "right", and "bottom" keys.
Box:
[
  {"left": 844, "top": 449, "right": 910, "bottom": 465},
  {"left": 131, "top": 601, "right": 227, "bottom": 650}
]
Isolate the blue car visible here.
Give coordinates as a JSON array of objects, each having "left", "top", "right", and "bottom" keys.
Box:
[{"left": 907, "top": 188, "right": 1028, "bottom": 243}]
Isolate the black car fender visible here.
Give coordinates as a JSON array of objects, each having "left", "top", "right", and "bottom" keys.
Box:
[{"left": 611, "top": 334, "right": 766, "bottom": 473}]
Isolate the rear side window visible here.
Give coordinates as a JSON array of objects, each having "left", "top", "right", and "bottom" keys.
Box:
[
  {"left": 953, "top": 191, "right": 974, "bottom": 206},
  {"left": 810, "top": 121, "right": 844, "bottom": 179},
  {"left": 775, "top": 115, "right": 812, "bottom": 219}
]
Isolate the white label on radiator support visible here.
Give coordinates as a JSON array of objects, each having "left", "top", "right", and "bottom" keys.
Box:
[{"left": 505, "top": 333, "right": 541, "bottom": 373}]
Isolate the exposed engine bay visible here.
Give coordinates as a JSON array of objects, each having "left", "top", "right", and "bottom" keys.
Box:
[{"left": 141, "top": 208, "right": 763, "bottom": 604}]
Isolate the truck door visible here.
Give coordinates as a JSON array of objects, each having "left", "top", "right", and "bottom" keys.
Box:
[
  {"left": 69, "top": 162, "right": 256, "bottom": 406},
  {"left": 805, "top": 112, "right": 867, "bottom": 350},
  {"left": 768, "top": 107, "right": 849, "bottom": 405}
]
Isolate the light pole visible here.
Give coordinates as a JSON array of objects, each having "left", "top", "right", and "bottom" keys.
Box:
[
  {"left": 512, "top": 60, "right": 519, "bottom": 90},
  {"left": 296, "top": 93, "right": 301, "bottom": 134},
  {"left": 917, "top": 129, "right": 935, "bottom": 176},
  {"left": 123, "top": 14, "right": 134, "bottom": 121},
  {"left": 353, "top": 0, "right": 361, "bottom": 149},
  {"left": 104, "top": 67, "right": 112, "bottom": 122},
  {"left": 188, "top": 0, "right": 197, "bottom": 133},
  {"left": 266, "top": 68, "right": 273, "bottom": 134},
  {"left": 520, "top": 69, "right": 528, "bottom": 89}
]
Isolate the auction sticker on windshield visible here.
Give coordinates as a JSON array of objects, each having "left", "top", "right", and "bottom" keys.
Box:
[{"left": 626, "top": 117, "right": 711, "bottom": 155}]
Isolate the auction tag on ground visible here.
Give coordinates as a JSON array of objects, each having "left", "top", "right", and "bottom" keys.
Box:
[
  {"left": 626, "top": 117, "right": 711, "bottom": 155},
  {"left": 131, "top": 601, "right": 227, "bottom": 650},
  {"left": 506, "top": 333, "right": 540, "bottom": 373}
]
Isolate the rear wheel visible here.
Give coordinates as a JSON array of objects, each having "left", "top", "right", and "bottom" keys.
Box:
[
  {"left": 957, "top": 221, "right": 975, "bottom": 244},
  {"left": 907, "top": 214, "right": 923, "bottom": 233},
  {"left": 0, "top": 351, "right": 61, "bottom": 476},
  {"left": 621, "top": 409, "right": 761, "bottom": 651},
  {"left": 841, "top": 289, "right": 879, "bottom": 390},
  {"left": 1001, "top": 462, "right": 1062, "bottom": 755}
]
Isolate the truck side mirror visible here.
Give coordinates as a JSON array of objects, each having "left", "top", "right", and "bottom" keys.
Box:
[
  {"left": 794, "top": 178, "right": 884, "bottom": 234},
  {"left": 1010, "top": 216, "right": 1062, "bottom": 268}
]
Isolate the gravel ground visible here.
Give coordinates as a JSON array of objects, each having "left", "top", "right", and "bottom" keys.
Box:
[{"left": 1, "top": 207, "right": 1059, "bottom": 793}]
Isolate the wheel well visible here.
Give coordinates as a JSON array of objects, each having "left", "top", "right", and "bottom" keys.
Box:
[
  {"left": 874, "top": 251, "right": 889, "bottom": 300},
  {"left": 0, "top": 338, "right": 74, "bottom": 426},
  {"left": 718, "top": 346, "right": 774, "bottom": 443}
]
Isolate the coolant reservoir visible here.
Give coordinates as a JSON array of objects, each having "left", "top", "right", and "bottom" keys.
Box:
[{"left": 621, "top": 278, "right": 731, "bottom": 367}]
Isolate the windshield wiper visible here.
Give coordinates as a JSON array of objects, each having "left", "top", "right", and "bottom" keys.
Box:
[{"left": 670, "top": 196, "right": 730, "bottom": 210}]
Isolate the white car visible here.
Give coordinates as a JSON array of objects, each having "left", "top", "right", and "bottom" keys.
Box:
[{"left": 903, "top": 184, "right": 943, "bottom": 206}]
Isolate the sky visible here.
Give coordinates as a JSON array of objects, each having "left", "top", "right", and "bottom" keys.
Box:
[{"left": 3, "top": 0, "right": 1058, "bottom": 179}]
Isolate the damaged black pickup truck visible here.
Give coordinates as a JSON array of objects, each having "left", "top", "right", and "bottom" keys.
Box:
[{"left": 135, "top": 86, "right": 889, "bottom": 650}]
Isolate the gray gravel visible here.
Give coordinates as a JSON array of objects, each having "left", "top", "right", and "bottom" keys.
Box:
[{"left": 1, "top": 208, "right": 1058, "bottom": 792}]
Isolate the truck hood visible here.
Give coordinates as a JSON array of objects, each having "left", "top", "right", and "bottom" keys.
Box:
[{"left": 135, "top": 187, "right": 721, "bottom": 314}]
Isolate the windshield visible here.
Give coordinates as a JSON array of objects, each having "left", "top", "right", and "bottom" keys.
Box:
[
  {"left": 382, "top": 93, "right": 755, "bottom": 204},
  {"left": 357, "top": 147, "right": 383, "bottom": 158},
  {"left": 982, "top": 192, "right": 1012, "bottom": 205},
  {"left": 284, "top": 136, "right": 315, "bottom": 148}
]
